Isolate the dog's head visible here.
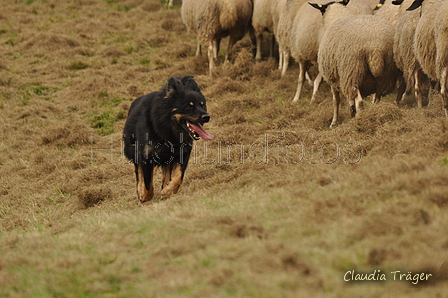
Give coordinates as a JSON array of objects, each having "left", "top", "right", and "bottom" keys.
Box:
[{"left": 159, "top": 76, "right": 213, "bottom": 142}]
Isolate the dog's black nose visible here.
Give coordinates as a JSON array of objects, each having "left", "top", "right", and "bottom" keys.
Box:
[{"left": 201, "top": 114, "right": 210, "bottom": 123}]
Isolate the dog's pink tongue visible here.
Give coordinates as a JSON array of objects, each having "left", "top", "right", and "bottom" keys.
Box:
[{"left": 189, "top": 123, "right": 214, "bottom": 140}]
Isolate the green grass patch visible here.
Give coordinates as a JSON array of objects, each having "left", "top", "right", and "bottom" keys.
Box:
[
  {"left": 139, "top": 57, "right": 150, "bottom": 66},
  {"left": 117, "top": 5, "right": 131, "bottom": 12},
  {"left": 18, "top": 83, "right": 58, "bottom": 105},
  {"left": 5, "top": 39, "right": 14, "bottom": 46},
  {"left": 91, "top": 91, "right": 130, "bottom": 108},
  {"left": 88, "top": 92, "right": 129, "bottom": 134},
  {"left": 90, "top": 109, "right": 125, "bottom": 135},
  {"left": 124, "top": 43, "right": 136, "bottom": 54},
  {"left": 90, "top": 110, "right": 117, "bottom": 135},
  {"left": 67, "top": 61, "right": 90, "bottom": 70}
]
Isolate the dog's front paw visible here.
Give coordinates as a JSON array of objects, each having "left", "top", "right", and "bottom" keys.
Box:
[
  {"left": 160, "top": 188, "right": 172, "bottom": 200},
  {"left": 137, "top": 186, "right": 154, "bottom": 203}
]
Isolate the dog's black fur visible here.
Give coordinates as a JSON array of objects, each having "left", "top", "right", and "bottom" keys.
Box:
[{"left": 123, "top": 76, "right": 212, "bottom": 202}]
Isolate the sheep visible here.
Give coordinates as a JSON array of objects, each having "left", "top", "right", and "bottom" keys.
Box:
[
  {"left": 347, "top": 0, "right": 375, "bottom": 14},
  {"left": 290, "top": 0, "right": 371, "bottom": 103},
  {"left": 275, "top": 0, "right": 307, "bottom": 76},
  {"left": 392, "top": 0, "right": 434, "bottom": 108},
  {"left": 409, "top": 0, "right": 448, "bottom": 116},
  {"left": 252, "top": 0, "right": 276, "bottom": 62},
  {"left": 272, "top": 0, "right": 287, "bottom": 71},
  {"left": 312, "top": 1, "right": 399, "bottom": 127},
  {"left": 357, "top": 0, "right": 384, "bottom": 9},
  {"left": 289, "top": 0, "right": 328, "bottom": 103},
  {"left": 181, "top": 0, "right": 253, "bottom": 75},
  {"left": 374, "top": 0, "right": 400, "bottom": 26}
]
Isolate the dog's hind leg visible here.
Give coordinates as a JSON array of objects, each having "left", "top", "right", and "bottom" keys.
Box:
[
  {"left": 161, "top": 163, "right": 183, "bottom": 199},
  {"left": 136, "top": 163, "right": 154, "bottom": 202}
]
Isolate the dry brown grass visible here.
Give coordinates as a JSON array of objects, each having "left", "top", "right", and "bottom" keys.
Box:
[{"left": 1, "top": 0, "right": 448, "bottom": 297}]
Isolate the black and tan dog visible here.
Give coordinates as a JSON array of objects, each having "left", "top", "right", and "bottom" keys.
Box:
[{"left": 123, "top": 76, "right": 213, "bottom": 202}]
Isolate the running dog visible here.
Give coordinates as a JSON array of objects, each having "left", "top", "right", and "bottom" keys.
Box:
[{"left": 123, "top": 76, "right": 213, "bottom": 202}]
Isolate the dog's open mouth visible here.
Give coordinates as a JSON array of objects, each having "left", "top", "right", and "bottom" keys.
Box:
[{"left": 185, "top": 121, "right": 214, "bottom": 141}]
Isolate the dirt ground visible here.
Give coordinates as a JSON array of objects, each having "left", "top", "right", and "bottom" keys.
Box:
[{"left": 1, "top": 0, "right": 448, "bottom": 297}]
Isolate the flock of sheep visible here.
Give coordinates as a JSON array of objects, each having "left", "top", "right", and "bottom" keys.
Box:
[{"left": 180, "top": 0, "right": 448, "bottom": 127}]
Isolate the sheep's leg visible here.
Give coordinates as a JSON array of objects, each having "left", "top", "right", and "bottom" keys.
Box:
[
  {"left": 292, "top": 61, "right": 305, "bottom": 102},
  {"left": 441, "top": 67, "right": 448, "bottom": 117},
  {"left": 269, "top": 34, "right": 275, "bottom": 58},
  {"left": 305, "top": 72, "right": 313, "bottom": 86},
  {"left": 224, "top": 36, "right": 236, "bottom": 63},
  {"left": 310, "top": 72, "right": 323, "bottom": 104},
  {"left": 414, "top": 69, "right": 423, "bottom": 109},
  {"left": 396, "top": 76, "right": 406, "bottom": 106},
  {"left": 349, "top": 97, "right": 356, "bottom": 117},
  {"left": 195, "top": 37, "right": 202, "bottom": 56},
  {"left": 330, "top": 86, "right": 341, "bottom": 128},
  {"left": 281, "top": 51, "right": 289, "bottom": 77},
  {"left": 208, "top": 37, "right": 214, "bottom": 75},
  {"left": 428, "top": 80, "right": 440, "bottom": 107},
  {"left": 355, "top": 89, "right": 364, "bottom": 117},
  {"left": 278, "top": 46, "right": 283, "bottom": 70},
  {"left": 213, "top": 39, "right": 220, "bottom": 60},
  {"left": 372, "top": 93, "right": 381, "bottom": 104},
  {"left": 255, "top": 33, "right": 263, "bottom": 62}
]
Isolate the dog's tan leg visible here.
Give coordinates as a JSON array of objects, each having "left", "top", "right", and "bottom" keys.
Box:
[
  {"left": 161, "top": 164, "right": 172, "bottom": 190},
  {"left": 137, "top": 164, "right": 154, "bottom": 202},
  {"left": 161, "top": 163, "right": 183, "bottom": 199}
]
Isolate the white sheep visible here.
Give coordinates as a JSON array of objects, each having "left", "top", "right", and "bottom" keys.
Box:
[
  {"left": 289, "top": 0, "right": 327, "bottom": 103},
  {"left": 374, "top": 0, "right": 400, "bottom": 26},
  {"left": 290, "top": 0, "right": 371, "bottom": 103},
  {"left": 312, "top": 1, "right": 399, "bottom": 127},
  {"left": 347, "top": 0, "right": 375, "bottom": 14},
  {"left": 181, "top": 0, "right": 253, "bottom": 75},
  {"left": 252, "top": 0, "right": 276, "bottom": 62},
  {"left": 409, "top": 0, "right": 448, "bottom": 116},
  {"left": 275, "top": 0, "right": 307, "bottom": 76},
  {"left": 271, "top": 0, "right": 287, "bottom": 71},
  {"left": 392, "top": 0, "right": 435, "bottom": 108},
  {"left": 357, "top": 0, "right": 384, "bottom": 9}
]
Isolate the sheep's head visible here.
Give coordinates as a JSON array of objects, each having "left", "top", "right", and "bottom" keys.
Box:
[
  {"left": 406, "top": 0, "right": 424, "bottom": 11},
  {"left": 308, "top": 0, "right": 349, "bottom": 15},
  {"left": 374, "top": 0, "right": 386, "bottom": 11}
]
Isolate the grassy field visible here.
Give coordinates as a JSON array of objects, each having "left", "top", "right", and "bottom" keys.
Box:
[{"left": 1, "top": 0, "right": 448, "bottom": 297}]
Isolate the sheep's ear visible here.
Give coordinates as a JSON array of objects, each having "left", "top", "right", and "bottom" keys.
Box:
[
  {"left": 406, "top": 0, "right": 423, "bottom": 10},
  {"left": 309, "top": 2, "right": 327, "bottom": 14},
  {"left": 391, "top": 0, "right": 404, "bottom": 5},
  {"left": 163, "top": 76, "right": 184, "bottom": 99},
  {"left": 374, "top": 0, "right": 385, "bottom": 10}
]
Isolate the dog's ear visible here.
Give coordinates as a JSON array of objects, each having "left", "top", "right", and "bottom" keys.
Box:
[
  {"left": 164, "top": 76, "right": 184, "bottom": 99},
  {"left": 179, "top": 75, "right": 201, "bottom": 92}
]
